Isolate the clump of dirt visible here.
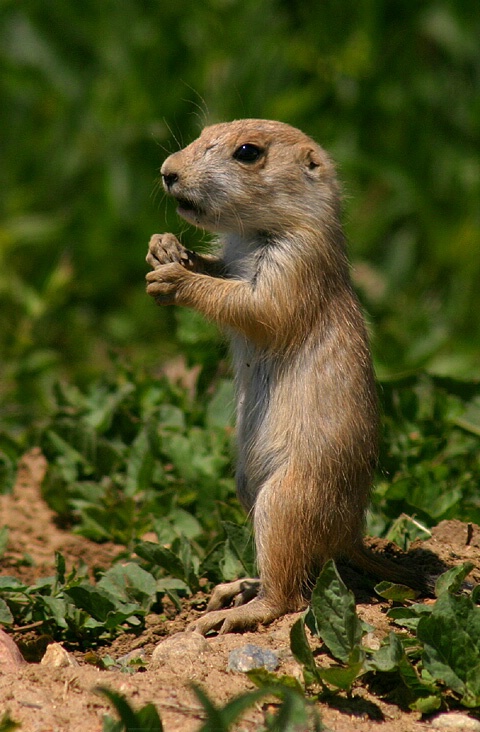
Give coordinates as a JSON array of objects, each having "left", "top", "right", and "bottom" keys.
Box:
[{"left": 1, "top": 450, "right": 479, "bottom": 732}]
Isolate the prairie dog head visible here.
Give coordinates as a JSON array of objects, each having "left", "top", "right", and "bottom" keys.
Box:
[{"left": 160, "top": 119, "right": 340, "bottom": 235}]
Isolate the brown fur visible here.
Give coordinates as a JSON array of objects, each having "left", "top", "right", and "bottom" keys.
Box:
[{"left": 146, "top": 119, "right": 427, "bottom": 634}]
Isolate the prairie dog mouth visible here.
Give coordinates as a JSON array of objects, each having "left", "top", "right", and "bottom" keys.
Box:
[{"left": 175, "top": 196, "right": 205, "bottom": 217}]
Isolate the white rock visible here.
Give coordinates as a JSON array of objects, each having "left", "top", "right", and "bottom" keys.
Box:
[
  {"left": 151, "top": 631, "right": 210, "bottom": 666},
  {"left": 431, "top": 713, "right": 480, "bottom": 731},
  {"left": 40, "top": 642, "right": 79, "bottom": 668}
]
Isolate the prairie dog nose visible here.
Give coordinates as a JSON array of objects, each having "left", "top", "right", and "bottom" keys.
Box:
[{"left": 161, "top": 170, "right": 179, "bottom": 190}]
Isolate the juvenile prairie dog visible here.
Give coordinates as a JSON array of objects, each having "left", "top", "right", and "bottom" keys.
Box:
[{"left": 146, "top": 119, "right": 424, "bottom": 634}]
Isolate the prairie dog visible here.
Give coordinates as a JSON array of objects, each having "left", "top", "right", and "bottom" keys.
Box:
[{"left": 146, "top": 119, "right": 423, "bottom": 634}]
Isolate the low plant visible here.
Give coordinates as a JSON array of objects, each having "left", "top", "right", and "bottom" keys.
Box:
[{"left": 250, "top": 560, "right": 480, "bottom": 713}]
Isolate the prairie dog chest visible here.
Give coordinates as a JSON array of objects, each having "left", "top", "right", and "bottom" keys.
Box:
[
  {"left": 229, "top": 335, "right": 271, "bottom": 417},
  {"left": 223, "top": 233, "right": 268, "bottom": 282}
]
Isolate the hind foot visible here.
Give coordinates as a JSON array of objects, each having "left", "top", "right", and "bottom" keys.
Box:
[
  {"left": 206, "top": 578, "right": 261, "bottom": 611},
  {"left": 188, "top": 596, "right": 282, "bottom": 635}
]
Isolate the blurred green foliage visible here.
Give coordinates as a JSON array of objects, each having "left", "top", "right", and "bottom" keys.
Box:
[
  {"left": 1, "top": 0, "right": 479, "bottom": 413},
  {"left": 0, "top": 1, "right": 479, "bottom": 537}
]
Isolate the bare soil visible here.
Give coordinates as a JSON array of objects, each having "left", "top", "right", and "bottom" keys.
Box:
[{"left": 1, "top": 450, "right": 480, "bottom": 732}]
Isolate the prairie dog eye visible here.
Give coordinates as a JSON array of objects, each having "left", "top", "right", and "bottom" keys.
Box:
[{"left": 233, "top": 143, "right": 263, "bottom": 163}]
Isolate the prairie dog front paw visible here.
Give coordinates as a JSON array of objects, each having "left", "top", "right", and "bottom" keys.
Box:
[{"left": 146, "top": 233, "right": 196, "bottom": 270}]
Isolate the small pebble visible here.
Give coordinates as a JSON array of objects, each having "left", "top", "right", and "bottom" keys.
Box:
[
  {"left": 151, "top": 631, "right": 210, "bottom": 666},
  {"left": 431, "top": 713, "right": 480, "bottom": 731},
  {"left": 227, "top": 644, "right": 279, "bottom": 673},
  {"left": 41, "top": 642, "right": 79, "bottom": 668}
]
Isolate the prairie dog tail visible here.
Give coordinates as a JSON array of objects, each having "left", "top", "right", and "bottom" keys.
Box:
[{"left": 349, "top": 542, "right": 435, "bottom": 595}]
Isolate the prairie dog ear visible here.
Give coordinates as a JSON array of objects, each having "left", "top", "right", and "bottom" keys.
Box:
[{"left": 302, "top": 146, "right": 325, "bottom": 174}]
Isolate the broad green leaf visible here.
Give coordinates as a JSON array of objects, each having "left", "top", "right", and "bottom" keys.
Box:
[
  {"left": 83, "top": 382, "right": 135, "bottom": 433},
  {"left": 263, "top": 687, "right": 323, "bottom": 732},
  {"left": 454, "top": 396, "right": 480, "bottom": 437},
  {"left": 387, "top": 604, "right": 432, "bottom": 631},
  {"left": 98, "top": 563, "right": 157, "bottom": 611},
  {"left": 135, "top": 541, "right": 186, "bottom": 579},
  {"left": 157, "top": 404, "right": 186, "bottom": 430},
  {"left": 222, "top": 521, "right": 255, "bottom": 577},
  {"left": 38, "top": 596, "right": 68, "bottom": 628},
  {"left": 0, "top": 577, "right": 26, "bottom": 591},
  {"left": 193, "top": 683, "right": 320, "bottom": 732},
  {"left": 368, "top": 632, "right": 404, "bottom": 673},
  {"left": 135, "top": 704, "right": 164, "bottom": 732},
  {"left": 124, "top": 427, "right": 155, "bottom": 497},
  {"left": 368, "top": 632, "right": 440, "bottom": 708},
  {"left": 319, "top": 648, "right": 365, "bottom": 691},
  {"left": 64, "top": 584, "right": 138, "bottom": 625},
  {"left": 0, "top": 598, "right": 13, "bottom": 625},
  {"left": 247, "top": 668, "right": 304, "bottom": 694},
  {"left": 417, "top": 592, "right": 480, "bottom": 707},
  {"left": 290, "top": 617, "right": 322, "bottom": 687},
  {"left": 102, "top": 716, "right": 123, "bottom": 732},
  {"left": 135, "top": 540, "right": 198, "bottom": 591},
  {"left": 171, "top": 535, "right": 200, "bottom": 592},
  {"left": 54, "top": 551, "right": 66, "bottom": 585},
  {"left": 434, "top": 562, "right": 474, "bottom": 597},
  {"left": 375, "top": 581, "right": 418, "bottom": 602},
  {"left": 0, "top": 527, "right": 9, "bottom": 558},
  {"left": 198, "top": 541, "right": 228, "bottom": 584},
  {"left": 409, "top": 695, "right": 442, "bottom": 714},
  {"left": 305, "top": 560, "right": 364, "bottom": 663},
  {"left": 155, "top": 508, "right": 202, "bottom": 542},
  {"left": 0, "top": 710, "right": 21, "bottom": 732},
  {"left": 97, "top": 687, "right": 163, "bottom": 732}
]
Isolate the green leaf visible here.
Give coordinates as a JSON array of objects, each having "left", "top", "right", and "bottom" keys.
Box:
[
  {"left": 417, "top": 592, "right": 480, "bottom": 707},
  {"left": 0, "top": 710, "right": 21, "bottom": 732},
  {"left": 368, "top": 632, "right": 440, "bottom": 708},
  {"left": 54, "top": 551, "right": 66, "bottom": 585},
  {"left": 290, "top": 617, "right": 322, "bottom": 687},
  {"left": 102, "top": 716, "right": 123, "bottom": 732},
  {"left": 454, "top": 396, "right": 480, "bottom": 437},
  {"left": 0, "top": 527, "right": 9, "bottom": 558},
  {"left": 124, "top": 427, "right": 155, "bottom": 497},
  {"left": 410, "top": 695, "right": 442, "bottom": 714},
  {"left": 64, "top": 584, "right": 140, "bottom": 629},
  {"left": 263, "top": 687, "right": 323, "bottom": 731},
  {"left": 0, "top": 598, "right": 14, "bottom": 625},
  {"left": 38, "top": 596, "right": 68, "bottom": 628},
  {"left": 375, "top": 581, "right": 418, "bottom": 602},
  {"left": 247, "top": 668, "right": 304, "bottom": 694},
  {"left": 64, "top": 585, "right": 117, "bottom": 622},
  {"left": 305, "top": 559, "right": 364, "bottom": 663},
  {"left": 83, "top": 382, "right": 135, "bottom": 434},
  {"left": 135, "top": 539, "right": 199, "bottom": 592},
  {"left": 135, "top": 540, "right": 186, "bottom": 577},
  {"left": 97, "top": 687, "right": 163, "bottom": 732},
  {"left": 0, "top": 577, "right": 26, "bottom": 591},
  {"left": 221, "top": 521, "right": 255, "bottom": 577},
  {"left": 387, "top": 604, "right": 432, "bottom": 631},
  {"left": 98, "top": 563, "right": 157, "bottom": 611},
  {"left": 135, "top": 704, "right": 165, "bottom": 731},
  {"left": 368, "top": 632, "right": 405, "bottom": 673},
  {"left": 193, "top": 683, "right": 321, "bottom": 732},
  {"left": 434, "top": 562, "right": 474, "bottom": 597},
  {"left": 319, "top": 648, "right": 365, "bottom": 691}
]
